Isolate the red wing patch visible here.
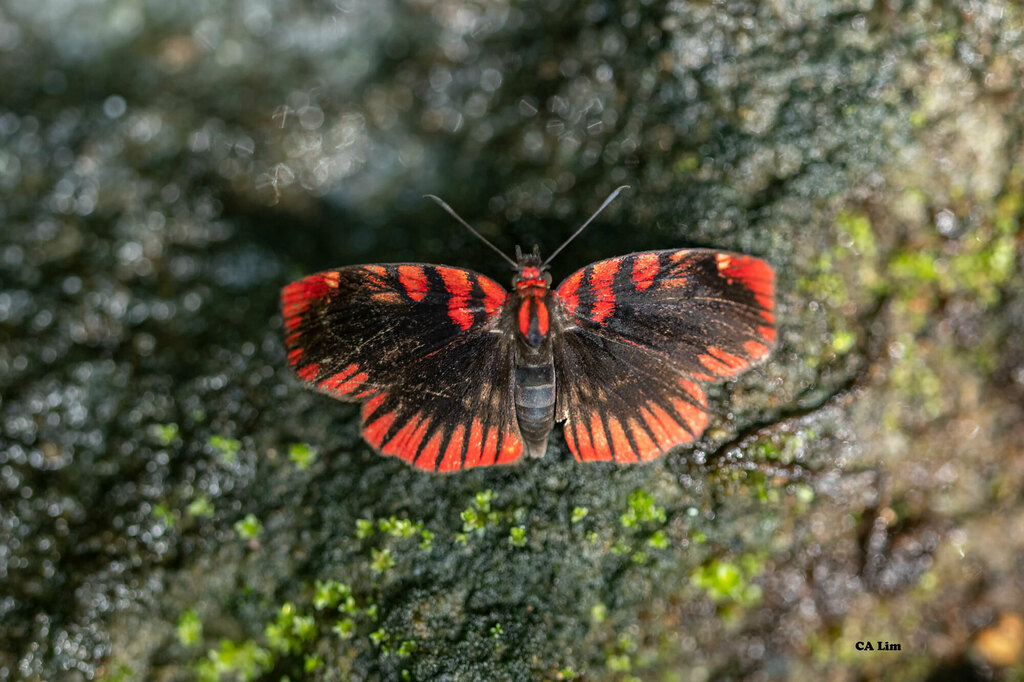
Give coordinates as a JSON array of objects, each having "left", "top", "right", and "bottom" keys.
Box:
[
  {"left": 606, "top": 417, "right": 637, "bottom": 463},
  {"left": 397, "top": 265, "right": 429, "bottom": 302},
  {"left": 436, "top": 266, "right": 475, "bottom": 330},
  {"left": 716, "top": 253, "right": 774, "bottom": 315},
  {"left": 556, "top": 269, "right": 583, "bottom": 315},
  {"left": 588, "top": 258, "right": 620, "bottom": 324},
  {"left": 478, "top": 276, "right": 507, "bottom": 315},
  {"left": 631, "top": 252, "right": 659, "bottom": 291}
]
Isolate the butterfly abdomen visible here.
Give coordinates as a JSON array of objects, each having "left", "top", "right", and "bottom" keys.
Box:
[{"left": 514, "top": 358, "right": 555, "bottom": 458}]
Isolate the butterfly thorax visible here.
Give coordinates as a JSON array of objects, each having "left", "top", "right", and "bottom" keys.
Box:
[
  {"left": 512, "top": 260, "right": 553, "bottom": 348},
  {"left": 510, "top": 253, "right": 557, "bottom": 457}
]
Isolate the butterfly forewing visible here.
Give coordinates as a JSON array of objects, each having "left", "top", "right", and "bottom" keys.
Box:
[
  {"left": 553, "top": 249, "right": 775, "bottom": 462},
  {"left": 282, "top": 264, "right": 523, "bottom": 471}
]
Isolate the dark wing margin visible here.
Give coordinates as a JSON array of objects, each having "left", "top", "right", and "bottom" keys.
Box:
[
  {"left": 282, "top": 264, "right": 523, "bottom": 471},
  {"left": 553, "top": 249, "right": 776, "bottom": 463}
]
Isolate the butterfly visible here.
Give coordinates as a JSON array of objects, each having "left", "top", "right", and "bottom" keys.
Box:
[{"left": 281, "top": 187, "right": 776, "bottom": 472}]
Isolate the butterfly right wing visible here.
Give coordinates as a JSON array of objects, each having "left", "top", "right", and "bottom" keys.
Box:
[
  {"left": 282, "top": 264, "right": 524, "bottom": 471},
  {"left": 552, "top": 249, "right": 776, "bottom": 462},
  {"left": 552, "top": 326, "right": 712, "bottom": 462}
]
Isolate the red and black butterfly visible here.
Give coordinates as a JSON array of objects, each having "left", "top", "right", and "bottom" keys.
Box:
[{"left": 281, "top": 187, "right": 776, "bottom": 472}]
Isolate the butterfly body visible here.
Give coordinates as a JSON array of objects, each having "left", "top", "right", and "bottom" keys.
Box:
[
  {"left": 508, "top": 253, "right": 558, "bottom": 458},
  {"left": 282, "top": 244, "right": 776, "bottom": 472}
]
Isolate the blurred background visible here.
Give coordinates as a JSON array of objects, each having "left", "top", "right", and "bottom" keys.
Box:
[{"left": 2, "top": 0, "right": 1024, "bottom": 680}]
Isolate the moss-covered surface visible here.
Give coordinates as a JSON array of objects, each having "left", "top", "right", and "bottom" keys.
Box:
[{"left": 2, "top": 1, "right": 1024, "bottom": 680}]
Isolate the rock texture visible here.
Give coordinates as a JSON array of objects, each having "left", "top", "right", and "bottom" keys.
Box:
[{"left": 1, "top": 1, "right": 1023, "bottom": 680}]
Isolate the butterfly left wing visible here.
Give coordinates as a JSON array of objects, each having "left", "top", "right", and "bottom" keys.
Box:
[
  {"left": 282, "top": 264, "right": 523, "bottom": 471},
  {"left": 552, "top": 249, "right": 776, "bottom": 462}
]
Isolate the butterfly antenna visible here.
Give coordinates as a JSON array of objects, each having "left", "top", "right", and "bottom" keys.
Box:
[
  {"left": 544, "top": 185, "right": 630, "bottom": 266},
  {"left": 424, "top": 194, "right": 518, "bottom": 268}
]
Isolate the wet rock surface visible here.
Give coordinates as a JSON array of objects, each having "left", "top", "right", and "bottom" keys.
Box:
[{"left": 1, "top": 1, "right": 1023, "bottom": 680}]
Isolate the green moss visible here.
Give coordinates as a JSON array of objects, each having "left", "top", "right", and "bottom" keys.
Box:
[
  {"left": 889, "top": 250, "right": 938, "bottom": 284},
  {"left": 419, "top": 529, "right": 435, "bottom": 550},
  {"left": 234, "top": 514, "right": 263, "bottom": 540},
  {"left": 795, "top": 484, "right": 815, "bottom": 505},
  {"left": 460, "top": 490, "right": 504, "bottom": 534},
  {"left": 474, "top": 489, "right": 494, "bottom": 513},
  {"left": 152, "top": 503, "right": 176, "bottom": 528},
  {"left": 995, "top": 189, "right": 1023, "bottom": 234},
  {"left": 691, "top": 555, "right": 766, "bottom": 607},
  {"left": 176, "top": 609, "right": 202, "bottom": 647},
  {"left": 207, "top": 435, "right": 241, "bottom": 463},
  {"left": 673, "top": 153, "right": 700, "bottom": 173},
  {"left": 752, "top": 429, "right": 816, "bottom": 465},
  {"left": 888, "top": 336, "right": 944, "bottom": 418},
  {"left": 187, "top": 496, "right": 214, "bottom": 518},
  {"left": 754, "top": 439, "right": 781, "bottom": 460},
  {"left": 606, "top": 653, "right": 631, "bottom": 672},
  {"left": 798, "top": 262, "right": 853, "bottom": 306},
  {"left": 508, "top": 526, "right": 527, "bottom": 547},
  {"left": 195, "top": 640, "right": 273, "bottom": 682},
  {"left": 948, "top": 235, "right": 1015, "bottom": 304},
  {"left": 153, "top": 422, "right": 179, "bottom": 446},
  {"left": 355, "top": 518, "right": 375, "bottom": 539},
  {"left": 831, "top": 330, "right": 857, "bottom": 355},
  {"left": 610, "top": 539, "right": 630, "bottom": 555},
  {"left": 460, "top": 507, "right": 486, "bottom": 533},
  {"left": 647, "top": 531, "right": 668, "bottom": 549},
  {"left": 932, "top": 28, "right": 958, "bottom": 53},
  {"left": 264, "top": 603, "right": 317, "bottom": 655},
  {"left": 338, "top": 594, "right": 358, "bottom": 615},
  {"left": 378, "top": 516, "right": 419, "bottom": 538},
  {"left": 287, "top": 442, "right": 317, "bottom": 470},
  {"left": 837, "top": 212, "right": 876, "bottom": 257},
  {"left": 370, "top": 547, "right": 395, "bottom": 574},
  {"left": 752, "top": 474, "right": 782, "bottom": 503},
  {"left": 313, "top": 580, "right": 351, "bottom": 611},
  {"left": 620, "top": 490, "right": 667, "bottom": 528},
  {"left": 885, "top": 191, "right": 1018, "bottom": 314},
  {"left": 332, "top": 618, "right": 356, "bottom": 640}
]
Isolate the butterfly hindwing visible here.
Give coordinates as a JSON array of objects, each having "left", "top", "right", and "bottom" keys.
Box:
[
  {"left": 553, "top": 249, "right": 776, "bottom": 462},
  {"left": 282, "top": 264, "right": 523, "bottom": 471},
  {"left": 553, "top": 330, "right": 711, "bottom": 463}
]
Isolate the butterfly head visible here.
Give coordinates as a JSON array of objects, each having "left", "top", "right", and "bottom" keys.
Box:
[{"left": 513, "top": 245, "right": 552, "bottom": 290}]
